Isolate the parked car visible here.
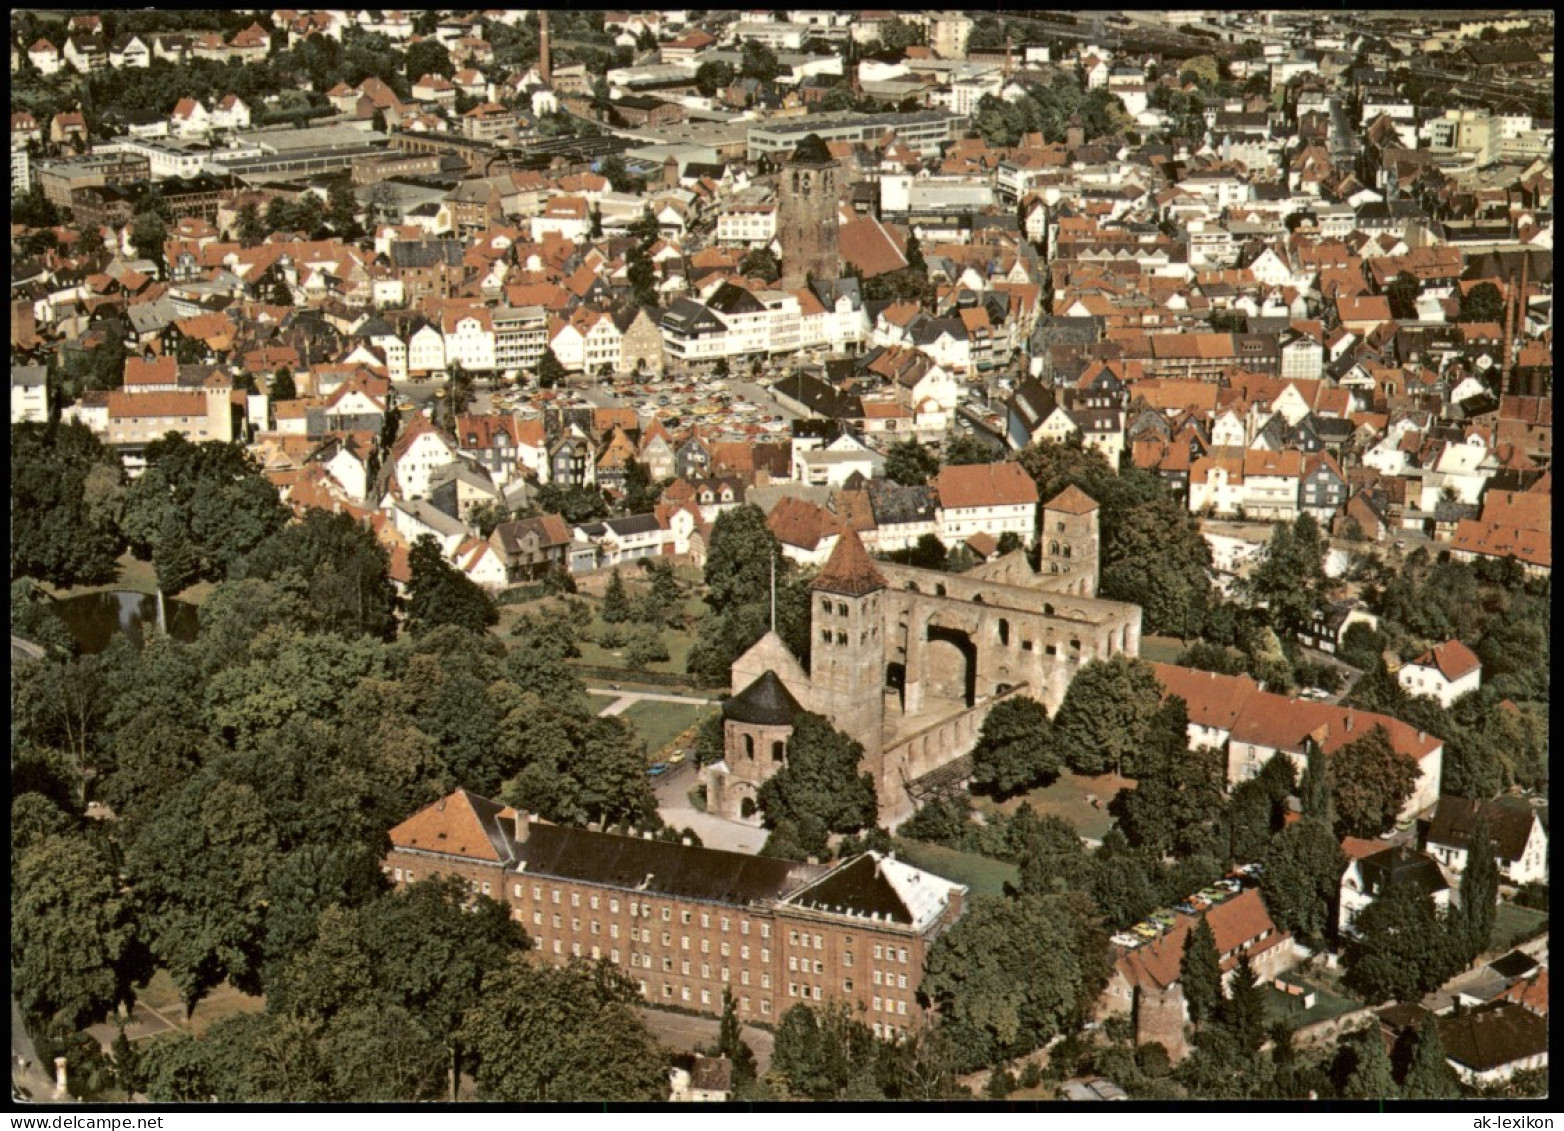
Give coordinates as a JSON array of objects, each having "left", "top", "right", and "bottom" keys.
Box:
[
  {"left": 1150, "top": 909, "right": 1177, "bottom": 927},
  {"left": 666, "top": 751, "right": 686, "bottom": 765},
  {"left": 1172, "top": 902, "right": 1198, "bottom": 916},
  {"left": 1214, "top": 878, "right": 1243, "bottom": 894},
  {"left": 647, "top": 762, "right": 668, "bottom": 777},
  {"left": 1132, "top": 922, "right": 1160, "bottom": 939},
  {"left": 1110, "top": 933, "right": 1144, "bottom": 949}
]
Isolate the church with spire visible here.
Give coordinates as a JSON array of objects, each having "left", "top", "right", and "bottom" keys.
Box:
[{"left": 704, "top": 489, "right": 1144, "bottom": 827}]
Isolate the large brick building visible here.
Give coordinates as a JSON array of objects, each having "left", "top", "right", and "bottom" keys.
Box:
[{"left": 385, "top": 789, "right": 968, "bottom": 1038}]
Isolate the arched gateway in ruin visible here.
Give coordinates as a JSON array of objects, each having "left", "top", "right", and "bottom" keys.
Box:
[{"left": 705, "top": 487, "right": 1143, "bottom": 828}]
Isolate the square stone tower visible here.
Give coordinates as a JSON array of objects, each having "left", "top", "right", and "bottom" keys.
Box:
[
  {"left": 776, "top": 133, "right": 840, "bottom": 291},
  {"left": 808, "top": 528, "right": 885, "bottom": 754},
  {"left": 1039, "top": 485, "right": 1100, "bottom": 597}
]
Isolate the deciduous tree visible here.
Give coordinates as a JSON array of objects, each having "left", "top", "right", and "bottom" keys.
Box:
[
  {"left": 460, "top": 957, "right": 666, "bottom": 1101},
  {"left": 969, "top": 696, "right": 1058, "bottom": 797},
  {"left": 1331, "top": 725, "right": 1418, "bottom": 839}
]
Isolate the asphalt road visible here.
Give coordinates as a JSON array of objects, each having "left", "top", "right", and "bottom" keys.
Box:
[{"left": 11, "top": 998, "right": 61, "bottom": 1104}]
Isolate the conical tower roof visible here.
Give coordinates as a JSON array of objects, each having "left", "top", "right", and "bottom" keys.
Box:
[
  {"left": 811, "top": 528, "right": 885, "bottom": 597},
  {"left": 722, "top": 670, "right": 805, "bottom": 726}
]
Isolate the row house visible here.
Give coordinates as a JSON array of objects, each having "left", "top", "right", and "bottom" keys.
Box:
[
  {"left": 443, "top": 306, "right": 497, "bottom": 372},
  {"left": 479, "top": 304, "right": 545, "bottom": 375},
  {"left": 490, "top": 514, "right": 575, "bottom": 582},
  {"left": 717, "top": 203, "right": 778, "bottom": 248},
  {"left": 1188, "top": 447, "right": 1303, "bottom": 521},
  {"left": 932, "top": 462, "right": 1039, "bottom": 548},
  {"left": 574, "top": 513, "right": 670, "bottom": 568},
  {"left": 385, "top": 789, "right": 968, "bottom": 1036},
  {"left": 1153, "top": 663, "right": 1444, "bottom": 824}
]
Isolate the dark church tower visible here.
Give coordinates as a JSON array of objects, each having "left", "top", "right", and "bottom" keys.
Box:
[{"left": 777, "top": 134, "right": 840, "bottom": 291}]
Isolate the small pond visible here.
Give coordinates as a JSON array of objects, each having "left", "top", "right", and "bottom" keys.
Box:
[{"left": 50, "top": 590, "right": 201, "bottom": 654}]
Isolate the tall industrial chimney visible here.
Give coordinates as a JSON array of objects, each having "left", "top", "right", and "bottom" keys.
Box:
[
  {"left": 1500, "top": 268, "right": 1517, "bottom": 395},
  {"left": 538, "top": 10, "right": 551, "bottom": 86}
]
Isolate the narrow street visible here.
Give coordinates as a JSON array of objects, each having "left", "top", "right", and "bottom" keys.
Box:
[{"left": 587, "top": 687, "right": 713, "bottom": 716}]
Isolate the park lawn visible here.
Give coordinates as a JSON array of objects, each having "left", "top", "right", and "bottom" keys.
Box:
[
  {"left": 497, "top": 582, "right": 707, "bottom": 680},
  {"left": 620, "top": 700, "right": 715, "bottom": 760},
  {"left": 1261, "top": 977, "right": 1362, "bottom": 1031},
  {"left": 35, "top": 551, "right": 217, "bottom": 605},
  {"left": 137, "top": 968, "right": 266, "bottom": 1037},
  {"left": 1490, "top": 902, "right": 1548, "bottom": 954},
  {"left": 970, "top": 770, "right": 1131, "bottom": 842},
  {"left": 892, "top": 838, "right": 1019, "bottom": 898},
  {"left": 1139, "top": 634, "right": 1190, "bottom": 665}
]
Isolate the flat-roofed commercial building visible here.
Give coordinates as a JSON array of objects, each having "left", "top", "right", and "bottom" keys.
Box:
[{"left": 747, "top": 111, "right": 968, "bottom": 160}]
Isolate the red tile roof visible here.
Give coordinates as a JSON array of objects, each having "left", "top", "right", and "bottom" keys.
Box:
[
  {"left": 935, "top": 462, "right": 1039, "bottom": 510},
  {"left": 388, "top": 789, "right": 514, "bottom": 863},
  {"left": 812, "top": 527, "right": 884, "bottom": 597},
  {"left": 1045, "top": 484, "right": 1098, "bottom": 515},
  {"left": 1409, "top": 639, "right": 1481, "bottom": 683},
  {"left": 1115, "top": 888, "right": 1287, "bottom": 992}
]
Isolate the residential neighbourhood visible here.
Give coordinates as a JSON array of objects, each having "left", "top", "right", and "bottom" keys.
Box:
[{"left": 9, "top": 6, "right": 1550, "bottom": 1108}]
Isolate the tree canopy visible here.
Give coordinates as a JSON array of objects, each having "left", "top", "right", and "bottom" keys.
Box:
[{"left": 11, "top": 422, "right": 127, "bottom": 587}]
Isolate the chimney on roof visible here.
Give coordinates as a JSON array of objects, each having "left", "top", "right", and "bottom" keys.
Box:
[{"left": 1344, "top": 712, "right": 1354, "bottom": 733}]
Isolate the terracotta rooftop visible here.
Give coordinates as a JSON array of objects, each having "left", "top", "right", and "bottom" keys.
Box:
[
  {"left": 1408, "top": 639, "right": 1481, "bottom": 683},
  {"left": 1045, "top": 484, "right": 1099, "bottom": 515},
  {"left": 811, "top": 527, "right": 885, "bottom": 597},
  {"left": 935, "top": 462, "right": 1039, "bottom": 510}
]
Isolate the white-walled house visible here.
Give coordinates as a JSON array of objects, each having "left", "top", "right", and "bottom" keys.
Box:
[
  {"left": 934, "top": 462, "right": 1039, "bottom": 547},
  {"left": 1397, "top": 639, "right": 1481, "bottom": 707},
  {"left": 385, "top": 418, "right": 461, "bottom": 500},
  {"left": 1423, "top": 796, "right": 1549, "bottom": 888},
  {"left": 1338, "top": 843, "right": 1451, "bottom": 938}
]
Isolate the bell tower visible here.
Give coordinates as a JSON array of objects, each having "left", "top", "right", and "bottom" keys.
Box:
[
  {"left": 777, "top": 133, "right": 840, "bottom": 291},
  {"left": 1040, "top": 485, "right": 1100, "bottom": 597},
  {"left": 808, "top": 529, "right": 885, "bottom": 754}
]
